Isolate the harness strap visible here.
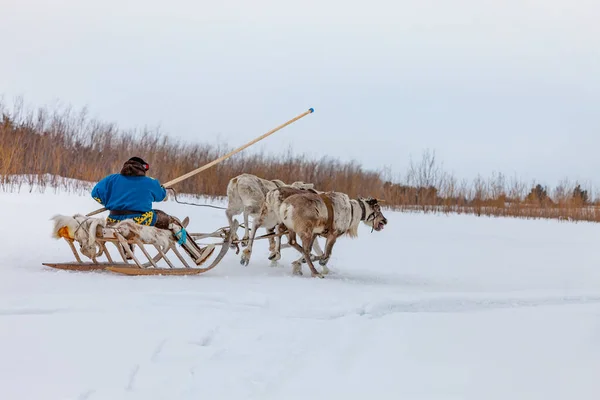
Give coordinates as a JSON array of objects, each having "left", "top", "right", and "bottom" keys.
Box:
[
  {"left": 358, "top": 200, "right": 367, "bottom": 221},
  {"left": 320, "top": 194, "right": 335, "bottom": 234}
]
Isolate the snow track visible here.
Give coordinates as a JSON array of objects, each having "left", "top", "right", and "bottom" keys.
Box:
[{"left": 1, "top": 187, "right": 600, "bottom": 399}]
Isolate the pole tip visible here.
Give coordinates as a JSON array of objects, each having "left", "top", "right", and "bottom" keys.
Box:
[{"left": 308, "top": 107, "right": 314, "bottom": 113}]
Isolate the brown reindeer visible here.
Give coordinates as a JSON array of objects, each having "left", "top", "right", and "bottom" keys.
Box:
[
  {"left": 241, "top": 186, "right": 323, "bottom": 268},
  {"left": 242, "top": 189, "right": 388, "bottom": 278}
]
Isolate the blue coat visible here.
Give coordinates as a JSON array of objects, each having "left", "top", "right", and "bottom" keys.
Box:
[{"left": 92, "top": 174, "right": 167, "bottom": 224}]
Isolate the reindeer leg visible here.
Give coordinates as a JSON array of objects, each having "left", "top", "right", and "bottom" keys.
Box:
[
  {"left": 292, "top": 253, "right": 305, "bottom": 269},
  {"left": 240, "top": 222, "right": 257, "bottom": 266},
  {"left": 299, "top": 232, "right": 324, "bottom": 278},
  {"left": 295, "top": 236, "right": 323, "bottom": 266},
  {"left": 226, "top": 208, "right": 239, "bottom": 249},
  {"left": 287, "top": 232, "right": 305, "bottom": 276},
  {"left": 318, "top": 234, "right": 338, "bottom": 274},
  {"left": 241, "top": 209, "right": 250, "bottom": 247},
  {"left": 268, "top": 224, "right": 285, "bottom": 263},
  {"left": 267, "top": 227, "right": 278, "bottom": 261},
  {"left": 285, "top": 231, "right": 315, "bottom": 271},
  {"left": 240, "top": 209, "right": 264, "bottom": 266},
  {"left": 312, "top": 237, "right": 324, "bottom": 257},
  {"left": 267, "top": 229, "right": 275, "bottom": 252}
]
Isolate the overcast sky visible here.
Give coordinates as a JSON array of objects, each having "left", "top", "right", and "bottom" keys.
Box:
[{"left": 1, "top": 0, "right": 599, "bottom": 187}]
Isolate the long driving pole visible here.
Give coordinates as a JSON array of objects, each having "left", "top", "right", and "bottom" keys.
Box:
[{"left": 86, "top": 107, "right": 315, "bottom": 217}]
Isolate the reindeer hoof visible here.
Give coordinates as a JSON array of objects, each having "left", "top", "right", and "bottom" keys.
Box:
[
  {"left": 268, "top": 252, "right": 281, "bottom": 261},
  {"left": 312, "top": 273, "right": 324, "bottom": 279},
  {"left": 321, "top": 266, "right": 330, "bottom": 275},
  {"left": 240, "top": 252, "right": 251, "bottom": 266},
  {"left": 292, "top": 264, "right": 303, "bottom": 275},
  {"left": 318, "top": 257, "right": 329, "bottom": 266}
]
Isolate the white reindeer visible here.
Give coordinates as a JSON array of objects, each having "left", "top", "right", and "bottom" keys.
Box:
[{"left": 225, "top": 173, "right": 323, "bottom": 261}]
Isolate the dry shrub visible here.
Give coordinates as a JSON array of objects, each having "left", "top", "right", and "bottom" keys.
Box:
[
  {"left": 1, "top": 97, "right": 598, "bottom": 223},
  {"left": 0, "top": 98, "right": 384, "bottom": 200}
]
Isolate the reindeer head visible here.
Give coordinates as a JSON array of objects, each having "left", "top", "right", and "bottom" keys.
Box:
[{"left": 358, "top": 197, "right": 388, "bottom": 232}]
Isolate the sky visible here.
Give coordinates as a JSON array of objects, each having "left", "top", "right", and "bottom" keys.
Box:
[{"left": 1, "top": 0, "right": 599, "bottom": 187}]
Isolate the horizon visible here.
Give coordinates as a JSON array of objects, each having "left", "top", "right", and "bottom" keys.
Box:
[{"left": 2, "top": 0, "right": 598, "bottom": 188}]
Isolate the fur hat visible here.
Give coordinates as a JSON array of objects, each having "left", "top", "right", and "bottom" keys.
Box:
[
  {"left": 120, "top": 157, "right": 149, "bottom": 176},
  {"left": 128, "top": 157, "right": 149, "bottom": 170}
]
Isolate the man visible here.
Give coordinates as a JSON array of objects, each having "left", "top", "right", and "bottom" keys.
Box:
[{"left": 91, "top": 156, "right": 214, "bottom": 265}]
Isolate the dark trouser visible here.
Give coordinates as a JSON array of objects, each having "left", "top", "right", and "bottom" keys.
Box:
[{"left": 153, "top": 209, "right": 174, "bottom": 230}]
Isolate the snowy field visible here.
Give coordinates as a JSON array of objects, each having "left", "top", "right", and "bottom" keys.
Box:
[{"left": 2, "top": 185, "right": 600, "bottom": 400}]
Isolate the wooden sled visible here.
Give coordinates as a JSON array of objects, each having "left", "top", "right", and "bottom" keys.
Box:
[{"left": 43, "top": 220, "right": 238, "bottom": 276}]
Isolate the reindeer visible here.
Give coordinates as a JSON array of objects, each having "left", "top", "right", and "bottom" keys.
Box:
[
  {"left": 241, "top": 186, "right": 323, "bottom": 268},
  {"left": 241, "top": 189, "right": 388, "bottom": 278},
  {"left": 225, "top": 173, "right": 323, "bottom": 259}
]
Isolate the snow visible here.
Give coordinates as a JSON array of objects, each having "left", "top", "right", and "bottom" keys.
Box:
[{"left": 1, "top": 185, "right": 600, "bottom": 399}]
